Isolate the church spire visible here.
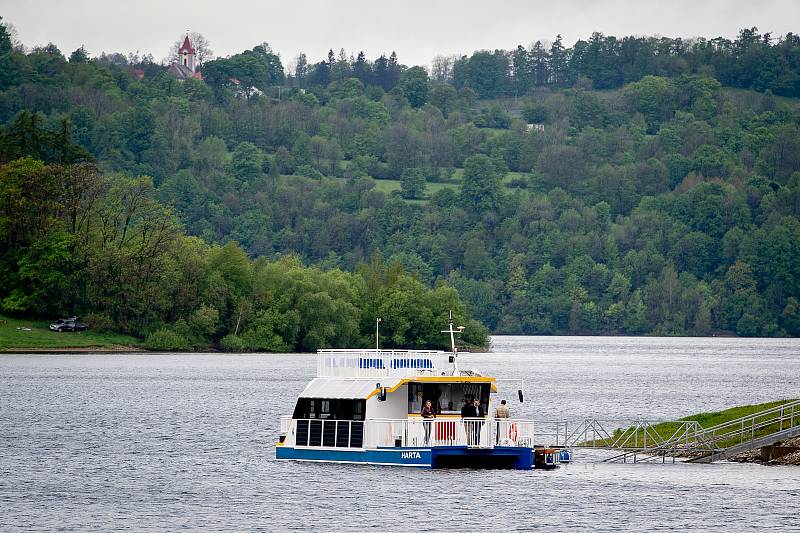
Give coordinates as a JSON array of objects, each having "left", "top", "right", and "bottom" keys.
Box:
[{"left": 178, "top": 33, "right": 196, "bottom": 72}]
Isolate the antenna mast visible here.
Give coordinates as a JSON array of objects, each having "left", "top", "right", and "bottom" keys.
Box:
[{"left": 441, "top": 310, "right": 465, "bottom": 374}]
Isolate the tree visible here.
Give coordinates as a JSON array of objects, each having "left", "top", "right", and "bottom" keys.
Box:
[
  {"left": 229, "top": 142, "right": 263, "bottom": 183},
  {"left": 622, "top": 75, "right": 678, "bottom": 133},
  {"left": 400, "top": 167, "right": 426, "bottom": 199},
  {"left": 522, "top": 102, "right": 549, "bottom": 124},
  {"left": 69, "top": 46, "right": 88, "bottom": 63},
  {"left": 511, "top": 45, "right": 530, "bottom": 94},
  {"left": 460, "top": 154, "right": 502, "bottom": 213},
  {"left": 549, "top": 35, "right": 567, "bottom": 86},
  {"left": 430, "top": 55, "right": 455, "bottom": 82},
  {"left": 202, "top": 44, "right": 283, "bottom": 95},
  {"left": 352, "top": 51, "right": 371, "bottom": 85},
  {"left": 330, "top": 48, "right": 351, "bottom": 81},
  {"left": 0, "top": 16, "right": 12, "bottom": 55},
  {"left": 0, "top": 112, "right": 90, "bottom": 165},
  {"left": 530, "top": 41, "right": 549, "bottom": 86},
  {"left": 463, "top": 238, "right": 492, "bottom": 279},
  {"left": 0, "top": 17, "right": 15, "bottom": 90},
  {"left": 624, "top": 289, "right": 648, "bottom": 333},
  {"left": 399, "top": 66, "right": 429, "bottom": 107},
  {"left": 294, "top": 52, "right": 309, "bottom": 87},
  {"left": 453, "top": 50, "right": 510, "bottom": 98},
  {"left": 373, "top": 54, "right": 390, "bottom": 90},
  {"left": 309, "top": 60, "right": 331, "bottom": 86},
  {"left": 429, "top": 83, "right": 458, "bottom": 116},
  {"left": 387, "top": 52, "right": 401, "bottom": 89}
]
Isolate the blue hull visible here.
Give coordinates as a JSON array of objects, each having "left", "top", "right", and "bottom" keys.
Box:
[{"left": 276, "top": 445, "right": 534, "bottom": 469}]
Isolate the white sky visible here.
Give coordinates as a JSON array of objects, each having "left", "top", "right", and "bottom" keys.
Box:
[{"left": 2, "top": 0, "right": 799, "bottom": 68}]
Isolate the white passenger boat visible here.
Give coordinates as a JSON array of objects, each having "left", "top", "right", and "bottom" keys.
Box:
[{"left": 276, "top": 314, "right": 562, "bottom": 469}]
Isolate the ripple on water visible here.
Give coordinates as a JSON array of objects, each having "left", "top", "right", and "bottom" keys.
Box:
[{"left": 1, "top": 337, "right": 799, "bottom": 531}]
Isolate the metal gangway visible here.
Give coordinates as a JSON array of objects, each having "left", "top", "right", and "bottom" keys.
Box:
[{"left": 545, "top": 399, "right": 800, "bottom": 463}]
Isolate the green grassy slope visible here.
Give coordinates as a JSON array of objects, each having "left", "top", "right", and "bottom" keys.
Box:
[
  {"left": 597, "top": 400, "right": 800, "bottom": 449},
  {"left": 0, "top": 315, "right": 141, "bottom": 350}
]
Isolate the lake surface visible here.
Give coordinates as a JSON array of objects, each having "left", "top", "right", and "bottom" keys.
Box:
[{"left": 1, "top": 336, "right": 799, "bottom": 531}]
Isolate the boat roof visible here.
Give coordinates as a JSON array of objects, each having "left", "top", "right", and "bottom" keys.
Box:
[{"left": 300, "top": 378, "right": 399, "bottom": 399}]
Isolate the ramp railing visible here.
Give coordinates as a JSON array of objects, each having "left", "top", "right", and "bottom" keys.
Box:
[{"left": 564, "top": 399, "right": 800, "bottom": 462}]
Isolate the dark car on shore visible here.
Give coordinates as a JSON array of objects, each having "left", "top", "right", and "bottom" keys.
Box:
[{"left": 49, "top": 317, "right": 89, "bottom": 332}]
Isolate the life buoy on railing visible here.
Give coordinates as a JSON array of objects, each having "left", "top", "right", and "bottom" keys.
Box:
[{"left": 508, "top": 422, "right": 518, "bottom": 441}]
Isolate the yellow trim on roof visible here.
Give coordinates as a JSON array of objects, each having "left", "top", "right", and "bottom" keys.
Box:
[{"left": 367, "top": 376, "right": 497, "bottom": 399}]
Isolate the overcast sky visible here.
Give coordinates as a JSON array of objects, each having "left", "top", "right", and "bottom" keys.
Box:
[{"left": 2, "top": 0, "right": 799, "bottom": 68}]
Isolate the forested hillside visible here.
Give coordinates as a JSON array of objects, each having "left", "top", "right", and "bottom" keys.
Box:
[{"left": 2, "top": 19, "right": 800, "bottom": 338}]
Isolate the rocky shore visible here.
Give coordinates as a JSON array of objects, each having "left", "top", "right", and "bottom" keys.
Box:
[{"left": 729, "top": 436, "right": 800, "bottom": 466}]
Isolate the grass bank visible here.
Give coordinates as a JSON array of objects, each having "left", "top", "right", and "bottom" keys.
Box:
[
  {"left": 0, "top": 315, "right": 142, "bottom": 351},
  {"left": 597, "top": 399, "right": 800, "bottom": 449}
]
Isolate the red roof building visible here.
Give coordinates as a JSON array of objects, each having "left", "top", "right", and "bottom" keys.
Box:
[
  {"left": 178, "top": 35, "right": 195, "bottom": 55},
  {"left": 178, "top": 34, "right": 196, "bottom": 72}
]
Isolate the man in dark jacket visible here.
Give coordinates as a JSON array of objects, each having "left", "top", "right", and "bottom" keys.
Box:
[
  {"left": 461, "top": 398, "right": 477, "bottom": 444},
  {"left": 472, "top": 398, "right": 485, "bottom": 445}
]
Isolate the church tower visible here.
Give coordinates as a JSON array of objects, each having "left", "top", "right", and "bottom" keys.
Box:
[{"left": 178, "top": 34, "right": 196, "bottom": 72}]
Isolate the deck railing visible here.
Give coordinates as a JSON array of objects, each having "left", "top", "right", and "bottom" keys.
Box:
[
  {"left": 282, "top": 417, "right": 537, "bottom": 449},
  {"left": 316, "top": 349, "right": 452, "bottom": 378}
]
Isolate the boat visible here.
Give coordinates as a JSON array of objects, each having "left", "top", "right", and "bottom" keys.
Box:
[{"left": 275, "top": 313, "right": 564, "bottom": 469}]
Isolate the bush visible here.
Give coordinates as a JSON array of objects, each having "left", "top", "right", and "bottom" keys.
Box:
[
  {"left": 144, "top": 328, "right": 192, "bottom": 351},
  {"left": 220, "top": 330, "right": 291, "bottom": 353},
  {"left": 295, "top": 164, "right": 324, "bottom": 180},
  {"left": 220, "top": 334, "right": 248, "bottom": 352},
  {"left": 476, "top": 105, "right": 511, "bottom": 129},
  {"left": 83, "top": 312, "right": 115, "bottom": 332},
  {"left": 188, "top": 304, "right": 220, "bottom": 338},
  {"left": 522, "top": 102, "right": 550, "bottom": 124}
]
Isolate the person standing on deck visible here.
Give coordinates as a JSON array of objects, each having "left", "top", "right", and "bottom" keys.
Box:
[
  {"left": 473, "top": 398, "right": 485, "bottom": 445},
  {"left": 421, "top": 400, "right": 435, "bottom": 445},
  {"left": 495, "top": 399, "right": 510, "bottom": 443},
  {"left": 461, "top": 398, "right": 476, "bottom": 445}
]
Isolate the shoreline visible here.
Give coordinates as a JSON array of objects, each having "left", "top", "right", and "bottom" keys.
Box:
[
  {"left": 729, "top": 436, "right": 800, "bottom": 466},
  {"left": 1, "top": 345, "right": 147, "bottom": 354},
  {"left": 3, "top": 334, "right": 798, "bottom": 354}
]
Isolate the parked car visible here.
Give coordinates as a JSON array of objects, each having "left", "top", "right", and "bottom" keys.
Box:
[{"left": 49, "top": 317, "right": 89, "bottom": 332}]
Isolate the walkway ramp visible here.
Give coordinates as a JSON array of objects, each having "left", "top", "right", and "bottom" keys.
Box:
[
  {"left": 563, "top": 399, "right": 800, "bottom": 463},
  {"left": 687, "top": 424, "right": 800, "bottom": 463}
]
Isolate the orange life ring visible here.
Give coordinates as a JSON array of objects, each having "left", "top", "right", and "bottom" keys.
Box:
[{"left": 508, "top": 422, "right": 518, "bottom": 441}]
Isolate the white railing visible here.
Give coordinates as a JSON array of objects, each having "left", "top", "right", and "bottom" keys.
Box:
[
  {"left": 280, "top": 415, "right": 292, "bottom": 434},
  {"left": 316, "top": 349, "right": 452, "bottom": 378},
  {"left": 282, "top": 417, "right": 536, "bottom": 449}
]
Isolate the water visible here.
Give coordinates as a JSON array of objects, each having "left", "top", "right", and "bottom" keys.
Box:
[{"left": 1, "top": 336, "right": 799, "bottom": 531}]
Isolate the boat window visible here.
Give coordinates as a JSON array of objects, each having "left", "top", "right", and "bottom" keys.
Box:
[
  {"left": 408, "top": 383, "right": 491, "bottom": 415},
  {"left": 294, "top": 417, "right": 364, "bottom": 448},
  {"left": 292, "top": 398, "right": 366, "bottom": 421}
]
